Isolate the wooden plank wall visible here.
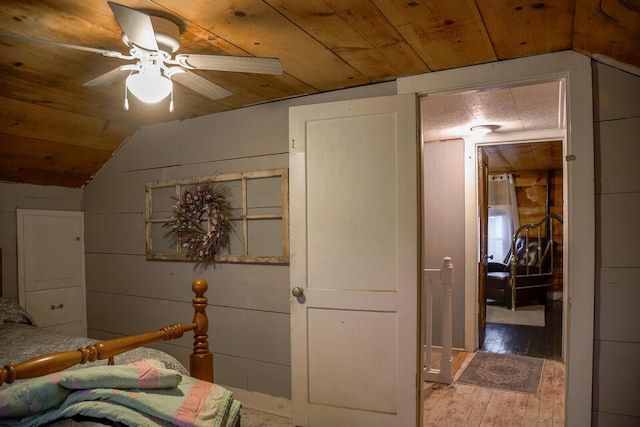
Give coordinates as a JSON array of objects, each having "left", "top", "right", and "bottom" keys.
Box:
[
  {"left": 83, "top": 139, "right": 292, "bottom": 397},
  {"left": 591, "top": 62, "right": 640, "bottom": 425},
  {"left": 81, "top": 81, "right": 397, "bottom": 400}
]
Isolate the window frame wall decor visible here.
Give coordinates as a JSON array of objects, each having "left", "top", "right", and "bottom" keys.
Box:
[{"left": 145, "top": 168, "right": 289, "bottom": 264}]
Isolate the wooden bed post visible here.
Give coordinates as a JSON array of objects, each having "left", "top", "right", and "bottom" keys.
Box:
[{"left": 190, "top": 278, "right": 214, "bottom": 382}]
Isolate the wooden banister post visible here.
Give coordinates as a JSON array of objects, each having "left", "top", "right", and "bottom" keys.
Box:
[
  {"left": 190, "top": 278, "right": 213, "bottom": 382},
  {"left": 440, "top": 257, "right": 454, "bottom": 384},
  {"left": 422, "top": 257, "right": 455, "bottom": 386}
]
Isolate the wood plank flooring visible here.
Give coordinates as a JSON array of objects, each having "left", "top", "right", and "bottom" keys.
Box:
[
  {"left": 482, "top": 300, "right": 563, "bottom": 360},
  {"left": 424, "top": 357, "right": 565, "bottom": 426},
  {"left": 240, "top": 407, "right": 293, "bottom": 427},
  {"left": 424, "top": 299, "right": 565, "bottom": 426}
]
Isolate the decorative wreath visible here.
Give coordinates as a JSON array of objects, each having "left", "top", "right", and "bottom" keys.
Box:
[{"left": 164, "top": 183, "right": 233, "bottom": 261}]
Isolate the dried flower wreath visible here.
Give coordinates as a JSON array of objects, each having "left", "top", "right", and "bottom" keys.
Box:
[{"left": 164, "top": 184, "right": 233, "bottom": 261}]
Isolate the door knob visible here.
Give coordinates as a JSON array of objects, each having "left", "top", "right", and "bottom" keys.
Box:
[
  {"left": 291, "top": 287, "right": 304, "bottom": 297},
  {"left": 483, "top": 254, "right": 494, "bottom": 260}
]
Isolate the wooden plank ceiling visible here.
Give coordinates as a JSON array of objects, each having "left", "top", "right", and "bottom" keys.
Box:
[{"left": 0, "top": 0, "right": 638, "bottom": 187}]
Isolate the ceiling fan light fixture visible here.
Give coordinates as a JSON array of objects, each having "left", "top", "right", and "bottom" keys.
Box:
[
  {"left": 470, "top": 124, "right": 500, "bottom": 135},
  {"left": 126, "top": 70, "right": 172, "bottom": 103}
]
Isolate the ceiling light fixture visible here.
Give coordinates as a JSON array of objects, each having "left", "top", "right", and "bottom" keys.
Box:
[
  {"left": 122, "top": 52, "right": 176, "bottom": 111},
  {"left": 470, "top": 124, "right": 500, "bottom": 135},
  {"left": 126, "top": 69, "right": 172, "bottom": 104}
]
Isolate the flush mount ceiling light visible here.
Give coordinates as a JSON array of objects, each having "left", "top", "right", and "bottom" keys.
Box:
[{"left": 470, "top": 124, "right": 500, "bottom": 135}]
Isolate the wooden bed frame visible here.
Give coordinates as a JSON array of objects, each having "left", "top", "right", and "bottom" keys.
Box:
[{"left": 0, "top": 278, "right": 213, "bottom": 386}]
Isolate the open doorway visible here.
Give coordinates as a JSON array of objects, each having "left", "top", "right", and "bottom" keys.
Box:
[
  {"left": 480, "top": 141, "right": 564, "bottom": 361},
  {"left": 410, "top": 51, "right": 594, "bottom": 425},
  {"left": 419, "top": 78, "right": 567, "bottom": 369},
  {"left": 420, "top": 79, "right": 567, "bottom": 425}
]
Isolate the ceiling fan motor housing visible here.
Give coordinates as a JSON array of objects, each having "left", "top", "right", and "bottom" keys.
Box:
[{"left": 121, "top": 15, "right": 181, "bottom": 54}]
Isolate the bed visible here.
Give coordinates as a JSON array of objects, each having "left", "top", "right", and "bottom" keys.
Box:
[
  {"left": 0, "top": 278, "right": 241, "bottom": 427},
  {"left": 486, "top": 213, "right": 563, "bottom": 310}
]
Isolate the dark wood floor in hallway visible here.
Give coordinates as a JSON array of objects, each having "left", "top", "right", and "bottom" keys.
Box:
[{"left": 482, "top": 299, "right": 563, "bottom": 361}]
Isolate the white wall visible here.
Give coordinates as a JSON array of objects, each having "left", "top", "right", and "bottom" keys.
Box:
[
  {"left": 422, "top": 138, "right": 466, "bottom": 348},
  {"left": 0, "top": 182, "right": 82, "bottom": 299},
  {"left": 82, "top": 82, "right": 397, "bottom": 400},
  {"left": 592, "top": 61, "right": 640, "bottom": 426}
]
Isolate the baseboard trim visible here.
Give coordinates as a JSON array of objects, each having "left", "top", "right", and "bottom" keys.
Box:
[{"left": 225, "top": 387, "right": 292, "bottom": 418}]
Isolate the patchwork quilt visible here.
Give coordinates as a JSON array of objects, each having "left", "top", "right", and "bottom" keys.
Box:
[{"left": 0, "top": 360, "right": 241, "bottom": 427}]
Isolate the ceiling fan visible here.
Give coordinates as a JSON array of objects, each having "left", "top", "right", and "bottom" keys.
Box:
[{"left": 0, "top": 1, "right": 283, "bottom": 111}]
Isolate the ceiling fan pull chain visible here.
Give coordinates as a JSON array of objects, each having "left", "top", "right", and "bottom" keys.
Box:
[{"left": 124, "top": 80, "right": 130, "bottom": 111}]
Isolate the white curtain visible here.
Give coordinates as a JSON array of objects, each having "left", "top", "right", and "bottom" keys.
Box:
[{"left": 487, "top": 173, "right": 520, "bottom": 262}]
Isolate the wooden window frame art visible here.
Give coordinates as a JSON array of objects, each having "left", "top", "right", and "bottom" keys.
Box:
[{"left": 145, "top": 169, "right": 289, "bottom": 264}]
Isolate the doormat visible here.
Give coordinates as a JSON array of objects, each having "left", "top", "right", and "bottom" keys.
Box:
[
  {"left": 456, "top": 352, "right": 544, "bottom": 394},
  {"left": 486, "top": 304, "right": 545, "bottom": 327}
]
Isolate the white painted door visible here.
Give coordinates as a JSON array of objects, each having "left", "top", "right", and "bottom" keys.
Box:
[
  {"left": 17, "top": 209, "right": 86, "bottom": 335},
  {"left": 289, "top": 94, "right": 418, "bottom": 427}
]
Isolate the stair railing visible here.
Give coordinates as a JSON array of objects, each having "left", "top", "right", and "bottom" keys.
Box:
[{"left": 422, "top": 257, "right": 454, "bottom": 385}]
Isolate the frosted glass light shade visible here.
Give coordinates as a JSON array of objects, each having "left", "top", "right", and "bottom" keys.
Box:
[
  {"left": 470, "top": 124, "right": 499, "bottom": 135},
  {"left": 126, "top": 72, "right": 172, "bottom": 103}
]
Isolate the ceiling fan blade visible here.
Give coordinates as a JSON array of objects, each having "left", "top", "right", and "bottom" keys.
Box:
[
  {"left": 85, "top": 64, "right": 136, "bottom": 86},
  {"left": 176, "top": 54, "right": 283, "bottom": 75},
  {"left": 108, "top": 1, "right": 158, "bottom": 51},
  {"left": 0, "top": 32, "right": 120, "bottom": 56},
  {"left": 171, "top": 70, "right": 233, "bottom": 100}
]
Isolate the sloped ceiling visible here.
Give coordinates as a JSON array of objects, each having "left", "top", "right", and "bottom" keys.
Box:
[{"left": 0, "top": 0, "right": 638, "bottom": 187}]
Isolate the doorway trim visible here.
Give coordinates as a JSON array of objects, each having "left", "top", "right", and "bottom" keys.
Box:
[{"left": 398, "top": 51, "right": 595, "bottom": 426}]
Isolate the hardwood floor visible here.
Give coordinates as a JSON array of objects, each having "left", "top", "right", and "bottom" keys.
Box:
[
  {"left": 240, "top": 407, "right": 293, "bottom": 427},
  {"left": 424, "top": 357, "right": 565, "bottom": 426},
  {"left": 482, "top": 299, "right": 563, "bottom": 360},
  {"left": 422, "top": 299, "right": 566, "bottom": 426}
]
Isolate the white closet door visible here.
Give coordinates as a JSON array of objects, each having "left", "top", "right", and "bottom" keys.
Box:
[{"left": 17, "top": 209, "right": 86, "bottom": 335}]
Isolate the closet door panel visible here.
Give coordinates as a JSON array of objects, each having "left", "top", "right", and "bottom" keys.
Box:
[{"left": 21, "top": 212, "right": 84, "bottom": 292}]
